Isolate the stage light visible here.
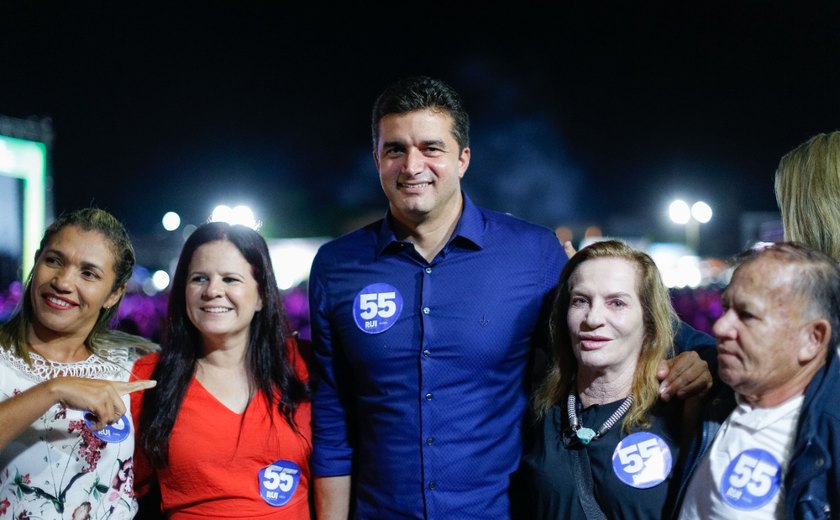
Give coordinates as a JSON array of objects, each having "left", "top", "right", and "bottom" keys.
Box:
[
  {"left": 668, "top": 199, "right": 691, "bottom": 225},
  {"left": 668, "top": 198, "right": 713, "bottom": 253},
  {"left": 691, "top": 201, "right": 713, "bottom": 224},
  {"left": 210, "top": 204, "right": 259, "bottom": 229}
]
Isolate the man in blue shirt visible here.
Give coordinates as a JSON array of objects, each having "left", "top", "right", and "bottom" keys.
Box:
[{"left": 309, "top": 76, "right": 711, "bottom": 519}]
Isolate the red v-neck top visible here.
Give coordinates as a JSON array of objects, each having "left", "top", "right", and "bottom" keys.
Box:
[{"left": 131, "top": 341, "right": 311, "bottom": 519}]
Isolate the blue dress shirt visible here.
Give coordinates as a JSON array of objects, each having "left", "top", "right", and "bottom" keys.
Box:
[{"left": 309, "top": 193, "right": 566, "bottom": 519}]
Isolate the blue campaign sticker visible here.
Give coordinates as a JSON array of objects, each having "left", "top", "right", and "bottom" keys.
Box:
[
  {"left": 353, "top": 283, "right": 403, "bottom": 334},
  {"left": 259, "top": 460, "right": 301, "bottom": 507},
  {"left": 611, "top": 431, "right": 673, "bottom": 489},
  {"left": 720, "top": 448, "right": 781, "bottom": 510},
  {"left": 84, "top": 412, "right": 131, "bottom": 443}
]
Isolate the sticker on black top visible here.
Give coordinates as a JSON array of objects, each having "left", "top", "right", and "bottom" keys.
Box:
[
  {"left": 84, "top": 411, "right": 130, "bottom": 443},
  {"left": 259, "top": 460, "right": 301, "bottom": 507},
  {"left": 353, "top": 283, "right": 403, "bottom": 334},
  {"left": 720, "top": 448, "right": 781, "bottom": 510},
  {"left": 611, "top": 431, "right": 673, "bottom": 488}
]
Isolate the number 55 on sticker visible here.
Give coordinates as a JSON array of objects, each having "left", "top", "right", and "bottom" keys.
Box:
[
  {"left": 720, "top": 449, "right": 781, "bottom": 510},
  {"left": 259, "top": 460, "right": 301, "bottom": 507},
  {"left": 353, "top": 283, "right": 403, "bottom": 334},
  {"left": 611, "top": 432, "right": 673, "bottom": 489}
]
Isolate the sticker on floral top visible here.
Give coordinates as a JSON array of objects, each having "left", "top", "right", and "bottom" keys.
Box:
[
  {"left": 259, "top": 460, "right": 301, "bottom": 506},
  {"left": 720, "top": 448, "right": 781, "bottom": 510},
  {"left": 84, "top": 412, "right": 130, "bottom": 443},
  {"left": 353, "top": 283, "right": 403, "bottom": 334},
  {"left": 611, "top": 431, "right": 673, "bottom": 488}
]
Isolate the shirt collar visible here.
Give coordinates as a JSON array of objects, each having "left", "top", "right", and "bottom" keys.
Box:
[
  {"left": 731, "top": 393, "right": 804, "bottom": 430},
  {"left": 375, "top": 192, "right": 485, "bottom": 258}
]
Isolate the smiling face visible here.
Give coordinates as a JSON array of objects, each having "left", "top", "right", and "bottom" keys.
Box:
[
  {"left": 29, "top": 225, "right": 123, "bottom": 343},
  {"left": 567, "top": 257, "right": 646, "bottom": 377},
  {"left": 713, "top": 257, "right": 814, "bottom": 405},
  {"left": 185, "top": 240, "right": 263, "bottom": 351},
  {"left": 375, "top": 108, "right": 470, "bottom": 229}
]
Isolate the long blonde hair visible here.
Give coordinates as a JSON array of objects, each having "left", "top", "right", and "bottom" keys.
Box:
[
  {"left": 532, "top": 240, "right": 676, "bottom": 432},
  {"left": 775, "top": 131, "right": 840, "bottom": 261}
]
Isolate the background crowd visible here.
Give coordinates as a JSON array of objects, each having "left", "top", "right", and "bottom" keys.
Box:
[{"left": 0, "top": 269, "right": 724, "bottom": 345}]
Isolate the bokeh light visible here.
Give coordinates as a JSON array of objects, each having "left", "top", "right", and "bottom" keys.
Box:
[
  {"left": 691, "top": 201, "right": 713, "bottom": 224},
  {"left": 162, "top": 211, "right": 181, "bottom": 231},
  {"left": 211, "top": 204, "right": 258, "bottom": 229},
  {"left": 668, "top": 199, "right": 691, "bottom": 225},
  {"left": 152, "top": 270, "right": 170, "bottom": 291}
]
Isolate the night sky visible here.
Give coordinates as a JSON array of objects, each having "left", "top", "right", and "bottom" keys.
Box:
[{"left": 2, "top": 2, "right": 839, "bottom": 258}]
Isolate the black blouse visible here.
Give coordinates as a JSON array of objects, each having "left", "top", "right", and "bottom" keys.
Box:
[{"left": 520, "top": 397, "right": 684, "bottom": 519}]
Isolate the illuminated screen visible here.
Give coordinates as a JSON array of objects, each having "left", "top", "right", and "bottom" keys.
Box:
[{"left": 0, "top": 135, "right": 46, "bottom": 284}]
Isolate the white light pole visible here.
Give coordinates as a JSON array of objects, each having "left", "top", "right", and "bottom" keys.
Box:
[{"left": 669, "top": 199, "right": 713, "bottom": 253}]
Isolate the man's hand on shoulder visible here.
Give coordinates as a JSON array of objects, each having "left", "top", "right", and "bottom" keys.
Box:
[{"left": 656, "top": 351, "right": 712, "bottom": 401}]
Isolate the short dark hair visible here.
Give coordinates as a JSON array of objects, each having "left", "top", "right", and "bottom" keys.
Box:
[{"left": 371, "top": 75, "right": 470, "bottom": 152}]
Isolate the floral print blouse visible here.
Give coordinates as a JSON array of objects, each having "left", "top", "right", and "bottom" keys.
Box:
[{"left": 0, "top": 346, "right": 142, "bottom": 520}]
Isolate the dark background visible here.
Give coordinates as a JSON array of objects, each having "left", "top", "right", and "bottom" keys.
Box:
[{"left": 2, "top": 2, "right": 839, "bottom": 259}]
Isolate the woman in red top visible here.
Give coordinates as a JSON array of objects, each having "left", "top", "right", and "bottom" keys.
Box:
[{"left": 131, "top": 222, "right": 311, "bottom": 519}]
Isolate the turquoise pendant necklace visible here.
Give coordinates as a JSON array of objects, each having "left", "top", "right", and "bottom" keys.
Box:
[{"left": 567, "top": 392, "right": 633, "bottom": 445}]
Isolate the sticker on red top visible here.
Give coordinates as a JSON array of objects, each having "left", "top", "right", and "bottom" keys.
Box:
[
  {"left": 84, "top": 411, "right": 130, "bottom": 443},
  {"left": 720, "top": 448, "right": 781, "bottom": 510},
  {"left": 611, "top": 431, "right": 673, "bottom": 488},
  {"left": 353, "top": 283, "right": 403, "bottom": 334},
  {"left": 259, "top": 460, "right": 301, "bottom": 507}
]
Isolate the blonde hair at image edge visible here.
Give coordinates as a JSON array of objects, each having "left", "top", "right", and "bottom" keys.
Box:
[{"left": 775, "top": 131, "right": 840, "bottom": 260}]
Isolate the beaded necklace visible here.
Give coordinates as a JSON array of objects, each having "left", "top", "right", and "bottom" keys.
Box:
[{"left": 567, "top": 392, "right": 634, "bottom": 445}]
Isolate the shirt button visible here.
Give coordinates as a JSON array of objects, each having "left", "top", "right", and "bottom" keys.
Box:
[
  {"left": 423, "top": 349, "right": 431, "bottom": 357},
  {"left": 425, "top": 393, "right": 433, "bottom": 401},
  {"left": 423, "top": 307, "right": 430, "bottom": 314},
  {"left": 425, "top": 267, "right": 432, "bottom": 274},
  {"left": 428, "top": 482, "right": 437, "bottom": 490},
  {"left": 426, "top": 437, "right": 434, "bottom": 445}
]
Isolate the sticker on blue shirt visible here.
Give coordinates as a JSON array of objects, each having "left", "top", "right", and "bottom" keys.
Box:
[
  {"left": 720, "top": 448, "right": 781, "bottom": 510},
  {"left": 611, "top": 432, "right": 673, "bottom": 488},
  {"left": 259, "top": 460, "right": 301, "bottom": 507},
  {"left": 84, "top": 412, "right": 130, "bottom": 443},
  {"left": 353, "top": 283, "right": 403, "bottom": 334}
]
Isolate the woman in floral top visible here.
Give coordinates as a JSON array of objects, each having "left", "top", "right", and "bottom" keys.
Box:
[{"left": 0, "top": 208, "right": 157, "bottom": 519}]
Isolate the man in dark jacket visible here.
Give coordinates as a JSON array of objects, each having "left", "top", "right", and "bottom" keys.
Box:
[{"left": 677, "top": 242, "right": 840, "bottom": 519}]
